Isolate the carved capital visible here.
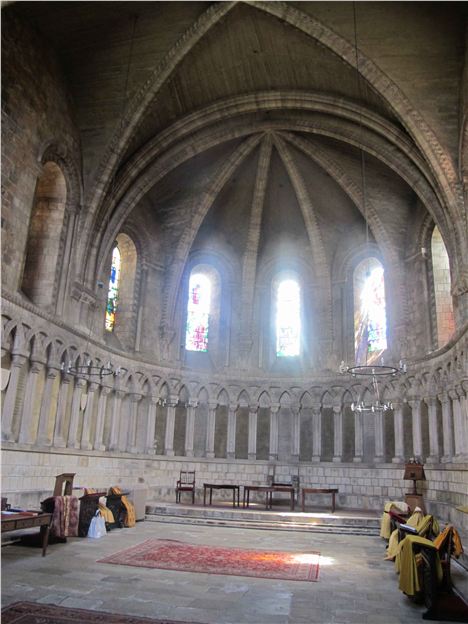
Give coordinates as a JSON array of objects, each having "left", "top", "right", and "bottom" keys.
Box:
[{"left": 10, "top": 354, "right": 27, "bottom": 369}]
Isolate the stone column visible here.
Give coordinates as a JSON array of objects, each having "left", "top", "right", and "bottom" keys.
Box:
[
  {"left": 408, "top": 399, "right": 423, "bottom": 459},
  {"left": 311, "top": 406, "right": 322, "bottom": 462},
  {"left": 19, "top": 360, "right": 45, "bottom": 444},
  {"left": 128, "top": 393, "right": 142, "bottom": 453},
  {"left": 67, "top": 377, "right": 87, "bottom": 448},
  {"left": 450, "top": 389, "right": 466, "bottom": 460},
  {"left": 2, "top": 354, "right": 26, "bottom": 441},
  {"left": 205, "top": 401, "right": 217, "bottom": 459},
  {"left": 184, "top": 399, "right": 198, "bottom": 457},
  {"left": 268, "top": 404, "right": 279, "bottom": 461},
  {"left": 374, "top": 408, "right": 385, "bottom": 463},
  {"left": 53, "top": 373, "right": 73, "bottom": 447},
  {"left": 456, "top": 384, "right": 468, "bottom": 459},
  {"left": 108, "top": 389, "right": 125, "bottom": 451},
  {"left": 94, "top": 386, "right": 111, "bottom": 451},
  {"left": 353, "top": 408, "right": 364, "bottom": 462},
  {"left": 425, "top": 396, "right": 440, "bottom": 463},
  {"left": 248, "top": 405, "right": 257, "bottom": 460},
  {"left": 332, "top": 405, "right": 343, "bottom": 462},
  {"left": 144, "top": 397, "right": 158, "bottom": 454},
  {"left": 36, "top": 366, "right": 60, "bottom": 445},
  {"left": 392, "top": 401, "right": 405, "bottom": 463},
  {"left": 226, "top": 404, "right": 237, "bottom": 459},
  {"left": 439, "top": 392, "right": 454, "bottom": 462},
  {"left": 81, "top": 382, "right": 98, "bottom": 450},
  {"left": 164, "top": 397, "right": 178, "bottom": 457},
  {"left": 291, "top": 405, "right": 300, "bottom": 461}
]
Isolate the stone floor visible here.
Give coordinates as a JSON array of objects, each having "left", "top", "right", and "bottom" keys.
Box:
[{"left": 2, "top": 519, "right": 467, "bottom": 624}]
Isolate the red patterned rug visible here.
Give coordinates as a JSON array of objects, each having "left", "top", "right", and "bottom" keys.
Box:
[
  {"left": 1, "top": 601, "right": 204, "bottom": 623},
  {"left": 98, "top": 538, "right": 320, "bottom": 582}
]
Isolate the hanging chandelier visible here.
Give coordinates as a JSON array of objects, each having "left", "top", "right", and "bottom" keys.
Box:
[{"left": 339, "top": 360, "right": 407, "bottom": 413}]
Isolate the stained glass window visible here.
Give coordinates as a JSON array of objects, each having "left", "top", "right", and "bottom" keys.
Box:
[
  {"left": 185, "top": 273, "right": 211, "bottom": 352},
  {"left": 354, "top": 258, "right": 387, "bottom": 365},
  {"left": 276, "top": 279, "right": 300, "bottom": 357},
  {"left": 105, "top": 245, "right": 121, "bottom": 332}
]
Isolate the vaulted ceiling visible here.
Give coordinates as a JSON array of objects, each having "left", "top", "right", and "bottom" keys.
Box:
[{"left": 9, "top": 1, "right": 467, "bottom": 286}]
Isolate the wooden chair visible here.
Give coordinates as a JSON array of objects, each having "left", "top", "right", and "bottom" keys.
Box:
[
  {"left": 416, "top": 524, "right": 464, "bottom": 615},
  {"left": 176, "top": 471, "right": 196, "bottom": 504},
  {"left": 52, "top": 473, "right": 75, "bottom": 497}
]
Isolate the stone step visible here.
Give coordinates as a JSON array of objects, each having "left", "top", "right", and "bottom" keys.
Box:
[
  {"left": 145, "top": 502, "right": 381, "bottom": 535},
  {"left": 144, "top": 514, "right": 380, "bottom": 535}
]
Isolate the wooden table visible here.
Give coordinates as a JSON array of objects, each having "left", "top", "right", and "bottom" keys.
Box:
[
  {"left": 203, "top": 483, "right": 240, "bottom": 507},
  {"left": 302, "top": 488, "right": 339, "bottom": 512},
  {"left": 1, "top": 511, "right": 52, "bottom": 556},
  {"left": 243, "top": 485, "right": 295, "bottom": 511}
]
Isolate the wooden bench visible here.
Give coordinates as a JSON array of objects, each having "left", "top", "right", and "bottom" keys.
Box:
[{"left": 302, "top": 488, "right": 339, "bottom": 513}]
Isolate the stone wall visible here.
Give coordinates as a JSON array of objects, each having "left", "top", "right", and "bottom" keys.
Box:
[
  {"left": 2, "top": 448, "right": 466, "bottom": 533},
  {"left": 1, "top": 12, "right": 81, "bottom": 293}
]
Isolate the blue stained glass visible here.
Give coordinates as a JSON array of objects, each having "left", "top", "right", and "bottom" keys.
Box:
[{"left": 105, "top": 246, "right": 121, "bottom": 332}]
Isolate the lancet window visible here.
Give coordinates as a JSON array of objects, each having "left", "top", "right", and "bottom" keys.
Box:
[
  {"left": 354, "top": 258, "right": 387, "bottom": 365},
  {"left": 276, "top": 278, "right": 301, "bottom": 357},
  {"left": 105, "top": 245, "right": 121, "bottom": 332},
  {"left": 185, "top": 272, "right": 211, "bottom": 352}
]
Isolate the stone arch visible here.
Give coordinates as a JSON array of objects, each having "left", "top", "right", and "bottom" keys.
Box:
[
  {"left": 87, "top": 0, "right": 461, "bottom": 243},
  {"left": 21, "top": 161, "right": 68, "bottom": 311}
]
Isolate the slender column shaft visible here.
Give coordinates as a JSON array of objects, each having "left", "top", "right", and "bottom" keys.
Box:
[
  {"left": 450, "top": 390, "right": 465, "bottom": 459},
  {"left": 409, "top": 399, "right": 423, "bottom": 458},
  {"left": 108, "top": 390, "right": 124, "bottom": 451},
  {"left": 128, "top": 393, "right": 142, "bottom": 453},
  {"left": 353, "top": 408, "right": 363, "bottom": 462},
  {"left": 36, "top": 367, "right": 59, "bottom": 445},
  {"left": 312, "top": 406, "right": 322, "bottom": 462},
  {"left": 53, "top": 374, "right": 72, "bottom": 447},
  {"left": 248, "top": 406, "right": 257, "bottom": 460},
  {"left": 333, "top": 405, "right": 343, "bottom": 462},
  {"left": 144, "top": 397, "right": 157, "bottom": 454},
  {"left": 81, "top": 382, "right": 98, "bottom": 450},
  {"left": 392, "top": 401, "right": 405, "bottom": 462},
  {"left": 227, "top": 404, "right": 237, "bottom": 459},
  {"left": 164, "top": 398, "right": 178, "bottom": 456},
  {"left": 184, "top": 400, "right": 198, "bottom": 457},
  {"left": 2, "top": 354, "right": 27, "bottom": 441},
  {"left": 457, "top": 386, "right": 468, "bottom": 457},
  {"left": 94, "top": 386, "right": 110, "bottom": 451},
  {"left": 439, "top": 393, "right": 453, "bottom": 462},
  {"left": 19, "top": 361, "right": 45, "bottom": 444},
  {"left": 206, "top": 401, "right": 217, "bottom": 459},
  {"left": 291, "top": 405, "right": 300, "bottom": 460},
  {"left": 268, "top": 404, "right": 279, "bottom": 461},
  {"left": 374, "top": 409, "right": 384, "bottom": 463},
  {"left": 425, "top": 396, "right": 440, "bottom": 462}
]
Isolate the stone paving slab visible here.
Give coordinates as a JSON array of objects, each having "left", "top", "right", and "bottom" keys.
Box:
[{"left": 2, "top": 519, "right": 467, "bottom": 624}]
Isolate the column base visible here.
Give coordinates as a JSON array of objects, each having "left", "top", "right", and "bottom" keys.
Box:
[
  {"left": 129, "top": 446, "right": 140, "bottom": 454},
  {"left": 185, "top": 450, "right": 194, "bottom": 457},
  {"left": 392, "top": 456, "right": 405, "bottom": 464},
  {"left": 206, "top": 451, "right": 215, "bottom": 459},
  {"left": 35, "top": 437, "right": 51, "bottom": 447},
  {"left": 93, "top": 444, "right": 106, "bottom": 451},
  {"left": 353, "top": 456, "right": 363, "bottom": 463},
  {"left": 426, "top": 455, "right": 440, "bottom": 464},
  {"left": 227, "top": 451, "right": 235, "bottom": 459},
  {"left": 441, "top": 454, "right": 453, "bottom": 463},
  {"left": 268, "top": 453, "right": 278, "bottom": 461},
  {"left": 145, "top": 448, "right": 156, "bottom": 455},
  {"left": 311, "top": 455, "right": 321, "bottom": 463},
  {"left": 67, "top": 442, "right": 81, "bottom": 450},
  {"left": 248, "top": 453, "right": 256, "bottom": 460},
  {"left": 81, "top": 442, "right": 93, "bottom": 451},
  {"left": 53, "top": 438, "right": 67, "bottom": 448},
  {"left": 166, "top": 450, "right": 175, "bottom": 457},
  {"left": 373, "top": 456, "right": 385, "bottom": 463},
  {"left": 332, "top": 456, "right": 342, "bottom": 463}
]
